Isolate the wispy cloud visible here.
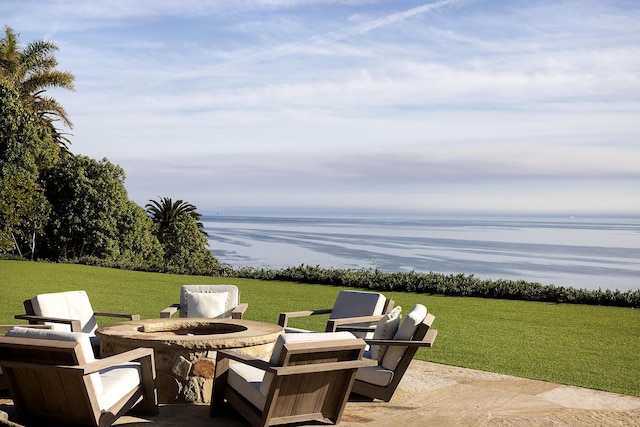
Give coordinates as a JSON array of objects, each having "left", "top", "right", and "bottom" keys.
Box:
[{"left": 3, "top": 0, "right": 639, "bottom": 214}]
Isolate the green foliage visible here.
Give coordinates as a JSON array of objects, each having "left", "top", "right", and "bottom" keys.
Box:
[
  {"left": 0, "top": 79, "right": 56, "bottom": 255},
  {"left": 225, "top": 264, "right": 640, "bottom": 308},
  {"left": 154, "top": 214, "right": 220, "bottom": 275},
  {"left": 146, "top": 196, "right": 207, "bottom": 236},
  {"left": 0, "top": 25, "right": 75, "bottom": 151},
  {"left": 39, "top": 155, "right": 162, "bottom": 265}
]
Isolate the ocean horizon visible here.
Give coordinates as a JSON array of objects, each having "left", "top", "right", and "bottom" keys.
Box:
[{"left": 204, "top": 213, "right": 640, "bottom": 292}]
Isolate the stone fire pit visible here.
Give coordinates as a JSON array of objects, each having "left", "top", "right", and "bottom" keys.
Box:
[{"left": 96, "top": 318, "right": 283, "bottom": 404}]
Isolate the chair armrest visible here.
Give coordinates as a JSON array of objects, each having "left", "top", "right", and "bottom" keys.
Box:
[
  {"left": 215, "top": 349, "right": 277, "bottom": 374},
  {"left": 0, "top": 324, "right": 51, "bottom": 331},
  {"left": 160, "top": 304, "right": 180, "bottom": 318},
  {"left": 326, "top": 314, "right": 384, "bottom": 332},
  {"left": 94, "top": 311, "right": 140, "bottom": 320},
  {"left": 272, "top": 358, "right": 377, "bottom": 376},
  {"left": 278, "top": 308, "right": 332, "bottom": 327},
  {"left": 14, "top": 314, "right": 82, "bottom": 332},
  {"left": 231, "top": 303, "right": 248, "bottom": 319},
  {"left": 76, "top": 347, "right": 155, "bottom": 375},
  {"left": 365, "top": 329, "right": 438, "bottom": 348}
]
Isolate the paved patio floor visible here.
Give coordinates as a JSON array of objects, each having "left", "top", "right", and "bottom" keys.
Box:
[{"left": 2, "top": 360, "right": 640, "bottom": 426}]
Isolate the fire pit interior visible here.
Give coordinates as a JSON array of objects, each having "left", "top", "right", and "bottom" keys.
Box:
[
  {"left": 140, "top": 322, "right": 247, "bottom": 336},
  {"left": 97, "top": 318, "right": 282, "bottom": 404}
]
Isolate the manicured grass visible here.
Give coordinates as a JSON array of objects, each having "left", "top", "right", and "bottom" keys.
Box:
[{"left": 2, "top": 260, "right": 639, "bottom": 397}]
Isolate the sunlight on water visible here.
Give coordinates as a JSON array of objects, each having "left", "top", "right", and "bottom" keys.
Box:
[{"left": 205, "top": 215, "right": 640, "bottom": 291}]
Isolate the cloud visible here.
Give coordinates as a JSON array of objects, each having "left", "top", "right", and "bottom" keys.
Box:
[{"left": 3, "top": 0, "right": 639, "bottom": 214}]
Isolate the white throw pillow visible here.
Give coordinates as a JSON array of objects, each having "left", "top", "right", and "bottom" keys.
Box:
[
  {"left": 185, "top": 291, "right": 229, "bottom": 318},
  {"left": 381, "top": 304, "right": 427, "bottom": 371},
  {"left": 370, "top": 306, "right": 402, "bottom": 362}
]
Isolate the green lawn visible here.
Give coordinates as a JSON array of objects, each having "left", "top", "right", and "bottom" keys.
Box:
[{"left": 2, "top": 259, "right": 639, "bottom": 396}]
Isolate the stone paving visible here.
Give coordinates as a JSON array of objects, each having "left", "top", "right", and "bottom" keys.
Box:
[{"left": 3, "top": 360, "right": 640, "bottom": 426}]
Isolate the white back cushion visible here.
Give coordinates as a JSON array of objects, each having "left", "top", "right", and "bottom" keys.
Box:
[
  {"left": 330, "top": 291, "right": 386, "bottom": 319},
  {"left": 381, "top": 304, "right": 427, "bottom": 371},
  {"left": 179, "top": 285, "right": 239, "bottom": 317},
  {"left": 370, "top": 306, "right": 402, "bottom": 361},
  {"left": 31, "top": 290, "right": 97, "bottom": 334},
  {"left": 260, "top": 331, "right": 357, "bottom": 395},
  {"left": 6, "top": 327, "right": 103, "bottom": 395},
  {"left": 185, "top": 291, "right": 230, "bottom": 318}
]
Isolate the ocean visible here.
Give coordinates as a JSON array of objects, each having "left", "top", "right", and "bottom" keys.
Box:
[{"left": 204, "top": 214, "right": 640, "bottom": 292}]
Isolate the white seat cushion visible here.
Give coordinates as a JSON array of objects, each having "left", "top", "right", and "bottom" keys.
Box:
[
  {"left": 185, "top": 291, "right": 230, "bottom": 318},
  {"left": 355, "top": 365, "right": 395, "bottom": 387},
  {"left": 381, "top": 304, "right": 427, "bottom": 371},
  {"left": 228, "top": 363, "right": 267, "bottom": 410},
  {"left": 31, "top": 290, "right": 97, "bottom": 334},
  {"left": 98, "top": 362, "right": 142, "bottom": 411},
  {"left": 370, "top": 306, "right": 402, "bottom": 361}
]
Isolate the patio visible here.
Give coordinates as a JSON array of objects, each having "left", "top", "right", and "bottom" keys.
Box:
[{"left": 3, "top": 360, "right": 640, "bottom": 426}]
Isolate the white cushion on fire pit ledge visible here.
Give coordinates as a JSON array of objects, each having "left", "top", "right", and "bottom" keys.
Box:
[
  {"left": 5, "top": 327, "right": 143, "bottom": 411},
  {"left": 185, "top": 291, "right": 230, "bottom": 318}
]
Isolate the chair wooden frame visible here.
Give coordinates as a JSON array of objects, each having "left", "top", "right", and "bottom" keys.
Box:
[
  {"left": 210, "top": 339, "right": 376, "bottom": 427},
  {"left": 0, "top": 335, "right": 158, "bottom": 427},
  {"left": 0, "top": 324, "right": 51, "bottom": 392},
  {"left": 349, "top": 313, "right": 438, "bottom": 402},
  {"left": 15, "top": 298, "right": 140, "bottom": 332},
  {"left": 160, "top": 285, "right": 248, "bottom": 319},
  {"left": 278, "top": 295, "right": 395, "bottom": 334}
]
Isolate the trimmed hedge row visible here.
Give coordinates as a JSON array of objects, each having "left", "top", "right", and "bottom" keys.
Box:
[{"left": 223, "top": 264, "right": 640, "bottom": 308}]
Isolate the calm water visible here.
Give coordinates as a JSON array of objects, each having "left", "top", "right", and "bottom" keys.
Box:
[{"left": 205, "top": 214, "right": 640, "bottom": 292}]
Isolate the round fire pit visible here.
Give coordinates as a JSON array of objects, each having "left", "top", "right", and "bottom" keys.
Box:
[{"left": 96, "top": 318, "right": 283, "bottom": 404}]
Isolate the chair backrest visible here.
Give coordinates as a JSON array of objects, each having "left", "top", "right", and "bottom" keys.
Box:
[
  {"left": 330, "top": 290, "right": 387, "bottom": 320},
  {"left": 381, "top": 304, "right": 428, "bottom": 370},
  {"left": 260, "top": 331, "right": 358, "bottom": 395},
  {"left": 28, "top": 290, "right": 97, "bottom": 334},
  {"left": 260, "top": 332, "right": 365, "bottom": 425},
  {"left": 0, "top": 327, "right": 103, "bottom": 425},
  {"left": 179, "top": 284, "right": 240, "bottom": 318}
]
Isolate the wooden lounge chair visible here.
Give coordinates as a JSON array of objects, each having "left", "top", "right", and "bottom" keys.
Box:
[
  {"left": 14, "top": 290, "right": 140, "bottom": 355},
  {"left": 278, "top": 290, "right": 394, "bottom": 338},
  {"left": 160, "top": 284, "right": 248, "bottom": 319},
  {"left": 0, "top": 324, "right": 51, "bottom": 392},
  {"left": 344, "top": 304, "right": 438, "bottom": 402},
  {"left": 210, "top": 331, "right": 376, "bottom": 427},
  {"left": 0, "top": 327, "right": 157, "bottom": 427}
]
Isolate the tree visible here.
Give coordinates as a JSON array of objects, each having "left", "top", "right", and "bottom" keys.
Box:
[
  {"left": 39, "top": 155, "right": 162, "bottom": 265},
  {"left": 146, "top": 196, "right": 218, "bottom": 274},
  {"left": 153, "top": 214, "right": 219, "bottom": 275},
  {"left": 146, "top": 196, "right": 207, "bottom": 236},
  {"left": 0, "top": 26, "right": 75, "bottom": 152},
  {"left": 0, "top": 79, "right": 55, "bottom": 255}
]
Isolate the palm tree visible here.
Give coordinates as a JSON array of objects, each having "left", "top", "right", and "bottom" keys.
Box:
[
  {"left": 145, "top": 197, "right": 208, "bottom": 236},
  {"left": 0, "top": 26, "right": 75, "bottom": 151}
]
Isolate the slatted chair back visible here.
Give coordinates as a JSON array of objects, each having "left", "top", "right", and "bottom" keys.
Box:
[
  {"left": 0, "top": 328, "right": 157, "bottom": 427},
  {"left": 0, "top": 336, "right": 102, "bottom": 425},
  {"left": 212, "top": 332, "right": 375, "bottom": 427}
]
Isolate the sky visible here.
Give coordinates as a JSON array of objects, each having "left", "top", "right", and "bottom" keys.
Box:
[{"left": 2, "top": 0, "right": 640, "bottom": 216}]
